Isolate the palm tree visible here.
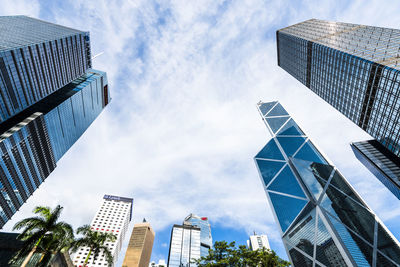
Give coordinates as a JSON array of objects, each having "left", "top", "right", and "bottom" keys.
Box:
[
  {"left": 71, "top": 225, "right": 117, "bottom": 266},
  {"left": 11, "top": 205, "right": 73, "bottom": 267}
]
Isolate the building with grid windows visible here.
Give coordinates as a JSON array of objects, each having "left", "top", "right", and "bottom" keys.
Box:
[
  {"left": 0, "top": 16, "right": 110, "bottom": 228},
  {"left": 247, "top": 234, "right": 270, "bottom": 251},
  {"left": 276, "top": 19, "right": 400, "bottom": 200},
  {"left": 254, "top": 101, "right": 400, "bottom": 267},
  {"left": 167, "top": 224, "right": 201, "bottom": 267},
  {"left": 73, "top": 195, "right": 133, "bottom": 267},
  {"left": 183, "top": 214, "right": 212, "bottom": 258}
]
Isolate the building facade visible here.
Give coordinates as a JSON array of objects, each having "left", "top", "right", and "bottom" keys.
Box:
[
  {"left": 247, "top": 234, "right": 270, "bottom": 251},
  {"left": 73, "top": 195, "right": 133, "bottom": 267},
  {"left": 122, "top": 221, "right": 155, "bottom": 267},
  {"left": 0, "top": 16, "right": 109, "bottom": 228},
  {"left": 276, "top": 19, "right": 400, "bottom": 199},
  {"left": 254, "top": 101, "right": 400, "bottom": 267},
  {"left": 183, "top": 214, "right": 212, "bottom": 257},
  {"left": 167, "top": 224, "right": 201, "bottom": 267}
]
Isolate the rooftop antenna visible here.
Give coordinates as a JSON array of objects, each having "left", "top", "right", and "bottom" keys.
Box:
[{"left": 92, "top": 51, "right": 104, "bottom": 60}]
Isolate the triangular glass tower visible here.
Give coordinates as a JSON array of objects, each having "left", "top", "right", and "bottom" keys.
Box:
[{"left": 254, "top": 101, "right": 400, "bottom": 267}]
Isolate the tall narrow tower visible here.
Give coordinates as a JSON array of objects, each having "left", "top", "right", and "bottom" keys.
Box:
[
  {"left": 72, "top": 195, "right": 133, "bottom": 267},
  {"left": 183, "top": 214, "right": 212, "bottom": 257},
  {"left": 276, "top": 19, "right": 400, "bottom": 200},
  {"left": 122, "top": 220, "right": 155, "bottom": 267},
  {"left": 254, "top": 101, "right": 400, "bottom": 266},
  {"left": 0, "top": 16, "right": 110, "bottom": 228}
]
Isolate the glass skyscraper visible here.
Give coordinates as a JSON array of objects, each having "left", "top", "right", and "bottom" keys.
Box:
[
  {"left": 276, "top": 19, "right": 400, "bottom": 200},
  {"left": 0, "top": 16, "right": 110, "bottom": 228},
  {"left": 254, "top": 101, "right": 400, "bottom": 267},
  {"left": 183, "top": 214, "right": 212, "bottom": 257},
  {"left": 167, "top": 224, "right": 201, "bottom": 267}
]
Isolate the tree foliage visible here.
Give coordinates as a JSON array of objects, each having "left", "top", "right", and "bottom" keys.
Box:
[{"left": 193, "top": 241, "right": 290, "bottom": 267}]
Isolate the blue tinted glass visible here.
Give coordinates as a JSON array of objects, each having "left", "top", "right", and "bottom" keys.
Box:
[
  {"left": 266, "top": 116, "right": 289, "bottom": 133},
  {"left": 377, "top": 224, "right": 400, "bottom": 265},
  {"left": 266, "top": 103, "right": 289, "bottom": 117},
  {"left": 286, "top": 239, "right": 314, "bottom": 266},
  {"left": 269, "top": 192, "right": 308, "bottom": 232},
  {"left": 277, "top": 136, "right": 306, "bottom": 157},
  {"left": 294, "top": 141, "right": 327, "bottom": 164},
  {"left": 329, "top": 171, "right": 364, "bottom": 206},
  {"left": 268, "top": 165, "right": 306, "bottom": 198},
  {"left": 255, "top": 139, "right": 285, "bottom": 160},
  {"left": 326, "top": 213, "right": 372, "bottom": 266},
  {"left": 291, "top": 158, "right": 326, "bottom": 200},
  {"left": 284, "top": 209, "right": 316, "bottom": 258},
  {"left": 256, "top": 160, "right": 285, "bottom": 186},
  {"left": 315, "top": 215, "right": 347, "bottom": 266},
  {"left": 277, "top": 119, "right": 304, "bottom": 136},
  {"left": 259, "top": 102, "right": 277, "bottom": 116}
]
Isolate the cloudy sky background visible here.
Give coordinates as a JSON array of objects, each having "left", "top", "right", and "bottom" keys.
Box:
[{"left": 2, "top": 0, "right": 400, "bottom": 264}]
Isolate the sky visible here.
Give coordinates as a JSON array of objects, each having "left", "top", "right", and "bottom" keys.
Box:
[{"left": 1, "top": 0, "right": 400, "bottom": 265}]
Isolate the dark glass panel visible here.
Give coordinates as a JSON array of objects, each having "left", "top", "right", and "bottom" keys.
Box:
[
  {"left": 266, "top": 116, "right": 290, "bottom": 133},
  {"left": 377, "top": 252, "right": 398, "bottom": 267},
  {"left": 286, "top": 242, "right": 313, "bottom": 267},
  {"left": 377, "top": 224, "right": 400, "bottom": 265},
  {"left": 315, "top": 215, "right": 347, "bottom": 267},
  {"left": 259, "top": 102, "right": 277, "bottom": 116},
  {"left": 277, "top": 136, "right": 306, "bottom": 157},
  {"left": 256, "top": 159, "right": 285, "bottom": 186},
  {"left": 328, "top": 171, "right": 365, "bottom": 206},
  {"left": 293, "top": 141, "right": 327, "bottom": 164},
  {"left": 326, "top": 213, "right": 372, "bottom": 266},
  {"left": 320, "top": 185, "right": 375, "bottom": 244},
  {"left": 255, "top": 139, "right": 285, "bottom": 160},
  {"left": 284, "top": 209, "right": 316, "bottom": 258},
  {"left": 277, "top": 118, "right": 305, "bottom": 136},
  {"left": 291, "top": 158, "right": 327, "bottom": 200},
  {"left": 268, "top": 165, "right": 306, "bottom": 198},
  {"left": 266, "top": 103, "right": 289, "bottom": 117},
  {"left": 269, "top": 192, "right": 308, "bottom": 233}
]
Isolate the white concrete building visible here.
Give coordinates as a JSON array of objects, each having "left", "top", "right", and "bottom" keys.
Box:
[
  {"left": 73, "top": 195, "right": 133, "bottom": 267},
  {"left": 247, "top": 234, "right": 270, "bottom": 251}
]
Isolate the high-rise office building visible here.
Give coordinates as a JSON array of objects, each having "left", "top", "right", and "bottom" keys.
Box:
[
  {"left": 167, "top": 224, "right": 201, "bottom": 267},
  {"left": 254, "top": 101, "right": 400, "bottom": 266},
  {"left": 183, "top": 214, "right": 212, "bottom": 257},
  {"left": 0, "top": 16, "right": 110, "bottom": 228},
  {"left": 247, "top": 234, "right": 270, "bottom": 251},
  {"left": 73, "top": 195, "right": 133, "bottom": 267},
  {"left": 276, "top": 19, "right": 400, "bottom": 200},
  {"left": 122, "top": 220, "right": 155, "bottom": 267}
]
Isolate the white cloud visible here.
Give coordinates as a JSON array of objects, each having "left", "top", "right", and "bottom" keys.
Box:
[{"left": 1, "top": 0, "right": 400, "bottom": 264}]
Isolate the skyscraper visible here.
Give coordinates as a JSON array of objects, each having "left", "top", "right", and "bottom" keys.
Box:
[
  {"left": 0, "top": 16, "right": 110, "bottom": 228},
  {"left": 254, "top": 101, "right": 400, "bottom": 266},
  {"left": 276, "top": 19, "right": 400, "bottom": 200},
  {"left": 122, "top": 220, "right": 155, "bottom": 267},
  {"left": 183, "top": 214, "right": 212, "bottom": 257},
  {"left": 247, "top": 234, "right": 270, "bottom": 251},
  {"left": 167, "top": 224, "right": 201, "bottom": 267},
  {"left": 73, "top": 195, "right": 133, "bottom": 267}
]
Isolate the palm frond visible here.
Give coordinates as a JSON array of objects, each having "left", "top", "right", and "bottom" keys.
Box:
[{"left": 13, "top": 217, "right": 45, "bottom": 231}]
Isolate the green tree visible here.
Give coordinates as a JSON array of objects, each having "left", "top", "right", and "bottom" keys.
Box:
[
  {"left": 193, "top": 241, "right": 290, "bottom": 267},
  {"left": 71, "top": 225, "right": 117, "bottom": 266},
  {"left": 10, "top": 205, "right": 74, "bottom": 267}
]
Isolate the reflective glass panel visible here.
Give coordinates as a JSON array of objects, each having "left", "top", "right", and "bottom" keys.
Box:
[
  {"left": 269, "top": 192, "right": 308, "bottom": 232},
  {"left": 266, "top": 103, "right": 289, "bottom": 117},
  {"left": 259, "top": 102, "right": 277, "bottom": 116},
  {"left": 315, "top": 215, "right": 347, "bottom": 267},
  {"left": 284, "top": 209, "right": 316, "bottom": 258},
  {"left": 286, "top": 242, "right": 313, "bottom": 267},
  {"left": 377, "top": 224, "right": 400, "bottom": 265},
  {"left": 328, "top": 171, "right": 364, "bottom": 206},
  {"left": 291, "top": 158, "right": 327, "bottom": 200},
  {"left": 266, "top": 116, "right": 290, "bottom": 133},
  {"left": 255, "top": 139, "right": 285, "bottom": 160},
  {"left": 277, "top": 136, "right": 306, "bottom": 157},
  {"left": 377, "top": 252, "right": 398, "bottom": 267},
  {"left": 268, "top": 165, "right": 306, "bottom": 198},
  {"left": 320, "top": 186, "right": 375, "bottom": 244},
  {"left": 326, "top": 213, "right": 372, "bottom": 266},
  {"left": 277, "top": 119, "right": 305, "bottom": 136},
  {"left": 293, "top": 141, "right": 327, "bottom": 164},
  {"left": 256, "top": 159, "right": 285, "bottom": 186}
]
